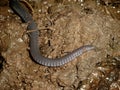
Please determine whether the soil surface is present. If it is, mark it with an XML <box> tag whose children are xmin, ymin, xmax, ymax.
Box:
<box><xmin>0</xmin><ymin>0</ymin><xmax>120</xmax><ymax>90</ymax></box>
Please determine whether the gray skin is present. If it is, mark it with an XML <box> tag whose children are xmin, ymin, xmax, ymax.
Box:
<box><xmin>9</xmin><ymin>0</ymin><xmax>95</xmax><ymax>67</ymax></box>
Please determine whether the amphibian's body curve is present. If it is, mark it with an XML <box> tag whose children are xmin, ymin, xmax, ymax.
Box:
<box><xmin>9</xmin><ymin>0</ymin><xmax>95</xmax><ymax>67</ymax></box>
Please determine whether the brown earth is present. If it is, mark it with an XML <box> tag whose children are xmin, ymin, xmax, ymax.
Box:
<box><xmin>0</xmin><ymin>0</ymin><xmax>120</xmax><ymax>90</ymax></box>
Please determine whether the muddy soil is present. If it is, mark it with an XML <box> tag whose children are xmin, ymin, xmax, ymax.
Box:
<box><xmin>0</xmin><ymin>0</ymin><xmax>120</xmax><ymax>90</ymax></box>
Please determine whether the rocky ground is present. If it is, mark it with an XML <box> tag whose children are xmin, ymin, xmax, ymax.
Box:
<box><xmin>0</xmin><ymin>0</ymin><xmax>120</xmax><ymax>90</ymax></box>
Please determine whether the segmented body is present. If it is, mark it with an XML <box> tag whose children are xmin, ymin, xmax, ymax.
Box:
<box><xmin>9</xmin><ymin>0</ymin><xmax>95</xmax><ymax>66</ymax></box>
